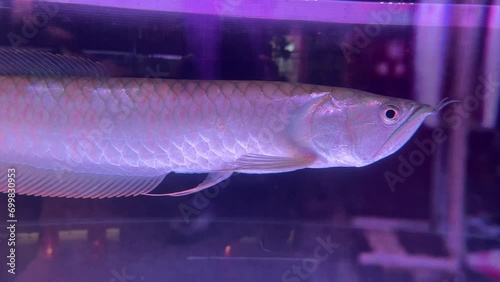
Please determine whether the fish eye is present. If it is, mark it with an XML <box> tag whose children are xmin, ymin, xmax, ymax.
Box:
<box><xmin>380</xmin><ymin>105</ymin><xmax>400</xmax><ymax>124</ymax></box>
<box><xmin>386</xmin><ymin>109</ymin><xmax>396</xmax><ymax>119</ymax></box>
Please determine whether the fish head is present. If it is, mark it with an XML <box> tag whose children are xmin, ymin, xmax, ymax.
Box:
<box><xmin>346</xmin><ymin>96</ymin><xmax>433</xmax><ymax>166</ymax></box>
<box><xmin>309</xmin><ymin>90</ymin><xmax>453</xmax><ymax>167</ymax></box>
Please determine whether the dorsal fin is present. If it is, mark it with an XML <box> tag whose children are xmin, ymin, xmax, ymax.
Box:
<box><xmin>0</xmin><ymin>49</ymin><xmax>109</xmax><ymax>77</ymax></box>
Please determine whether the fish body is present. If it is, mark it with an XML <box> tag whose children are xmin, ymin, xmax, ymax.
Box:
<box><xmin>0</xmin><ymin>50</ymin><xmax>442</xmax><ymax>198</ymax></box>
<box><xmin>1</xmin><ymin>77</ymin><xmax>331</xmax><ymax>175</ymax></box>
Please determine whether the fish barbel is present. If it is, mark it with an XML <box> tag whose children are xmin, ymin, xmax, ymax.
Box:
<box><xmin>0</xmin><ymin>50</ymin><xmax>453</xmax><ymax>198</ymax></box>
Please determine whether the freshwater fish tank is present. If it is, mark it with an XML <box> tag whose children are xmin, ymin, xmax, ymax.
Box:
<box><xmin>0</xmin><ymin>0</ymin><xmax>499</xmax><ymax>281</ymax></box>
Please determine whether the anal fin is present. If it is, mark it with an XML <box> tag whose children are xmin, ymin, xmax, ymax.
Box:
<box><xmin>0</xmin><ymin>162</ymin><xmax>166</xmax><ymax>198</ymax></box>
<box><xmin>144</xmin><ymin>171</ymin><xmax>233</xmax><ymax>197</ymax></box>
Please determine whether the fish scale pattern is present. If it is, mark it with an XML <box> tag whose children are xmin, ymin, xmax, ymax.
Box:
<box><xmin>0</xmin><ymin>77</ymin><xmax>333</xmax><ymax>176</ymax></box>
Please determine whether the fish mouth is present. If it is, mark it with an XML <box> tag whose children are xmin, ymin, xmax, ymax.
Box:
<box><xmin>371</xmin><ymin>103</ymin><xmax>434</xmax><ymax>162</ymax></box>
<box><xmin>351</xmin><ymin>98</ymin><xmax>458</xmax><ymax>165</ymax></box>
<box><xmin>411</xmin><ymin>103</ymin><xmax>435</xmax><ymax>118</ymax></box>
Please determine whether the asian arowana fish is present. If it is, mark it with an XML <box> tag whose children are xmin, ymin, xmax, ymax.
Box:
<box><xmin>0</xmin><ymin>50</ymin><xmax>455</xmax><ymax>198</ymax></box>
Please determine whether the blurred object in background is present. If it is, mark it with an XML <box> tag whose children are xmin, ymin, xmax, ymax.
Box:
<box><xmin>467</xmin><ymin>249</ymin><xmax>500</xmax><ymax>280</ymax></box>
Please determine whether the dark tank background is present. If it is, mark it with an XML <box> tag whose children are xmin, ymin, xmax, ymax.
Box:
<box><xmin>0</xmin><ymin>1</ymin><xmax>499</xmax><ymax>282</ymax></box>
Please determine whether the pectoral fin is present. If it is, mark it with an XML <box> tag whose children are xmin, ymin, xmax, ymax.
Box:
<box><xmin>223</xmin><ymin>154</ymin><xmax>316</xmax><ymax>172</ymax></box>
<box><xmin>144</xmin><ymin>171</ymin><xmax>233</xmax><ymax>197</ymax></box>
